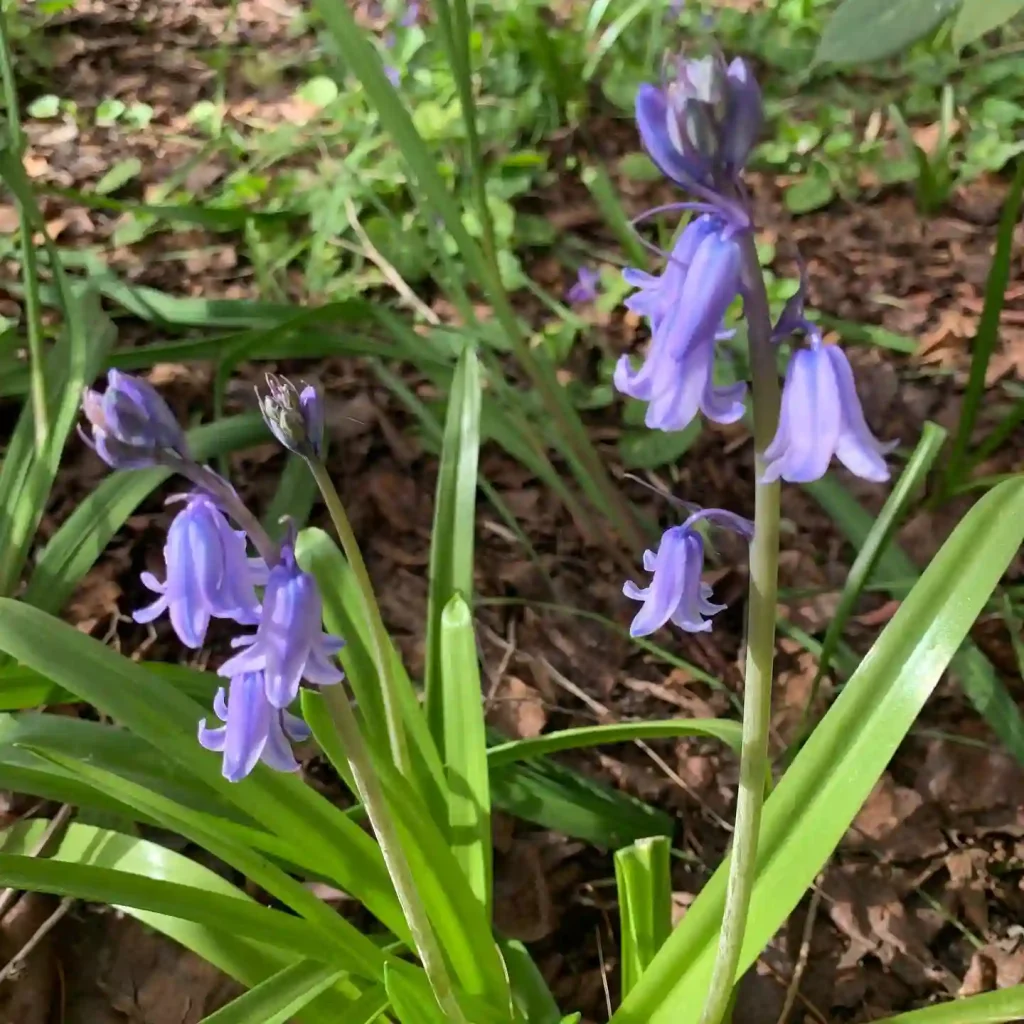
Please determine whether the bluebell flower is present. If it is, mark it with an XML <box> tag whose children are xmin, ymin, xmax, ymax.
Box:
<box><xmin>614</xmin><ymin>215</ymin><xmax>746</xmax><ymax>431</ymax></box>
<box><xmin>566</xmin><ymin>266</ymin><xmax>600</xmax><ymax>304</ymax></box>
<box><xmin>134</xmin><ymin>494</ymin><xmax>265</xmax><ymax>649</ymax></box>
<box><xmin>636</xmin><ymin>54</ymin><xmax>762</xmax><ymax>189</ymax></box>
<box><xmin>762</xmin><ymin>338</ymin><xmax>895</xmax><ymax>484</ymax></box>
<box><xmin>198</xmin><ymin>671</ymin><xmax>311</xmax><ymax>782</ymax></box>
<box><xmin>624</xmin><ymin>507</ymin><xmax>753</xmax><ymax>637</ymax></box>
<box><xmin>81</xmin><ymin>369</ymin><xmax>189</xmax><ymax>469</ymax></box>
<box><xmin>219</xmin><ymin>541</ymin><xmax>344</xmax><ymax>708</ymax></box>
<box><xmin>399</xmin><ymin>1</ymin><xmax>420</xmax><ymax>27</ymax></box>
<box><xmin>258</xmin><ymin>375</ymin><xmax>324</xmax><ymax>459</ymax></box>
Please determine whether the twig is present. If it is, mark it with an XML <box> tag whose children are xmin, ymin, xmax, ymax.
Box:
<box><xmin>0</xmin><ymin>896</ymin><xmax>74</xmax><ymax>985</ymax></box>
<box><xmin>595</xmin><ymin>921</ymin><xmax>613</xmax><ymax>1022</ymax></box>
<box><xmin>343</xmin><ymin>196</ymin><xmax>440</xmax><ymax>324</ymax></box>
<box><xmin>0</xmin><ymin>805</ymin><xmax>74</xmax><ymax>922</ymax></box>
<box><xmin>776</xmin><ymin>887</ymin><xmax>823</xmax><ymax>1024</ymax></box>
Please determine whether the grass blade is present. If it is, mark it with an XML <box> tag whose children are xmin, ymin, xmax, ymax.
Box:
<box><xmin>805</xmin><ymin>474</ymin><xmax>1024</xmax><ymax>765</ymax></box>
<box><xmin>199</xmin><ymin>961</ymin><xmax>346</xmax><ymax>1024</ymax></box>
<box><xmin>614</xmin><ymin>836</ymin><xmax>672</xmax><ymax>999</ymax></box>
<box><xmin>425</xmin><ymin>345</ymin><xmax>481</xmax><ymax>752</ymax></box>
<box><xmin>440</xmin><ymin>595</ymin><xmax>492</xmax><ymax>914</ymax></box>
<box><xmin>943</xmin><ymin>159</ymin><xmax>1024</xmax><ymax>492</ymax></box>
<box><xmin>874</xmin><ymin>984</ymin><xmax>1024</xmax><ymax>1024</ymax></box>
<box><xmin>487</xmin><ymin>719</ymin><xmax>742</xmax><ymax>768</ymax></box>
<box><xmin>788</xmin><ymin>422</ymin><xmax>947</xmax><ymax>752</ymax></box>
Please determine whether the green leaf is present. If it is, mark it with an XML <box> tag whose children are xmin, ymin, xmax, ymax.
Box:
<box><xmin>487</xmin><ymin>719</ymin><xmax>742</xmax><ymax>769</ymax></box>
<box><xmin>784</xmin><ymin>173</ymin><xmax>835</xmax><ymax>214</ymax></box>
<box><xmin>0</xmin><ymin>851</ymin><xmax>330</xmax><ymax>960</ymax></box>
<box><xmin>27</xmin><ymin>94</ymin><xmax>60</xmax><ymax>119</ymax></box>
<box><xmin>500</xmin><ymin>939</ymin><xmax>561</xmax><ymax>1024</ymax></box>
<box><xmin>805</xmin><ymin>475</ymin><xmax>1024</xmax><ymax>765</ymax></box>
<box><xmin>491</xmin><ymin>754</ymin><xmax>673</xmax><ymax>849</ymax></box>
<box><xmin>385</xmin><ymin>962</ymin><xmax>449</xmax><ymax>1024</ymax></box>
<box><xmin>873</xmin><ymin>984</ymin><xmax>1024</xmax><ymax>1024</ymax></box>
<box><xmin>815</xmin><ymin>0</ymin><xmax>961</xmax><ymax>65</ymax></box>
<box><xmin>952</xmin><ymin>0</ymin><xmax>1024</xmax><ymax>49</ymax></box>
<box><xmin>199</xmin><ymin>961</ymin><xmax>345</xmax><ymax>1024</ymax></box>
<box><xmin>0</xmin><ymin>821</ymin><xmax>356</xmax><ymax>1024</ymax></box>
<box><xmin>94</xmin><ymin>157</ymin><xmax>143</xmax><ymax>195</ymax></box>
<box><xmin>0</xmin><ymin>599</ymin><xmax>405</xmax><ymax>938</ymax></box>
<box><xmin>944</xmin><ymin>160</ymin><xmax>1024</xmax><ymax>491</ymax></box>
<box><xmin>23</xmin><ymin>414</ymin><xmax>269</xmax><ymax>613</ymax></box>
<box><xmin>24</xmin><ymin>746</ymin><xmax>389</xmax><ymax>982</ymax></box>
<box><xmin>618</xmin><ymin>420</ymin><xmax>702</xmax><ymax>470</ymax></box>
<box><xmin>296</xmin><ymin>75</ymin><xmax>339</xmax><ymax>108</ymax></box>
<box><xmin>440</xmin><ymin>594</ymin><xmax>491</xmax><ymax>913</ymax></box>
<box><xmin>615</xmin><ymin>837</ymin><xmax>672</xmax><ymax>999</ymax></box>
<box><xmin>792</xmin><ymin>422</ymin><xmax>948</xmax><ymax>750</ymax></box>
<box><xmin>613</xmin><ymin>476</ymin><xmax>1024</xmax><ymax>1023</ymax></box>
<box><xmin>424</xmin><ymin>345</ymin><xmax>481</xmax><ymax>751</ymax></box>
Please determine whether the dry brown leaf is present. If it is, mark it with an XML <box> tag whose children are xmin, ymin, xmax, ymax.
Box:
<box><xmin>487</xmin><ymin>676</ymin><xmax>547</xmax><ymax>739</ymax></box>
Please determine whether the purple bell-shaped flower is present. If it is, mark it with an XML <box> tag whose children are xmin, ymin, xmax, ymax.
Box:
<box><xmin>134</xmin><ymin>494</ymin><xmax>265</xmax><ymax>649</ymax></box>
<box><xmin>198</xmin><ymin>671</ymin><xmax>311</xmax><ymax>782</ymax></box>
<box><xmin>624</xmin><ymin>507</ymin><xmax>753</xmax><ymax>637</ymax></box>
<box><xmin>218</xmin><ymin>540</ymin><xmax>344</xmax><ymax>708</ymax></box>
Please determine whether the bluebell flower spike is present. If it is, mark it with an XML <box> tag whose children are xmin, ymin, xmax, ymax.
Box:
<box><xmin>133</xmin><ymin>493</ymin><xmax>264</xmax><ymax>649</ymax></box>
<box><xmin>198</xmin><ymin>672</ymin><xmax>311</xmax><ymax>782</ymax></box>
<box><xmin>219</xmin><ymin>540</ymin><xmax>344</xmax><ymax>708</ymax></box>
<box><xmin>81</xmin><ymin>369</ymin><xmax>189</xmax><ymax>470</ymax></box>
<box><xmin>259</xmin><ymin>374</ymin><xmax>325</xmax><ymax>459</ymax></box>
<box><xmin>624</xmin><ymin>507</ymin><xmax>752</xmax><ymax>638</ymax></box>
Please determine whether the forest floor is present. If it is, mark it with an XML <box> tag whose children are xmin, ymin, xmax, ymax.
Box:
<box><xmin>2</xmin><ymin>1</ymin><xmax>1024</xmax><ymax>1022</ymax></box>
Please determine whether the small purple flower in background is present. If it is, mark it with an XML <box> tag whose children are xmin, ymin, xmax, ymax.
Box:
<box><xmin>198</xmin><ymin>672</ymin><xmax>311</xmax><ymax>782</ymax></box>
<box><xmin>81</xmin><ymin>369</ymin><xmax>189</xmax><ymax>469</ymax></box>
<box><xmin>762</xmin><ymin>338</ymin><xmax>896</xmax><ymax>484</ymax></box>
<box><xmin>614</xmin><ymin>215</ymin><xmax>746</xmax><ymax>431</ymax></box>
<box><xmin>385</xmin><ymin>65</ymin><xmax>401</xmax><ymax>86</ymax></box>
<box><xmin>134</xmin><ymin>493</ymin><xmax>265</xmax><ymax>649</ymax></box>
<box><xmin>566</xmin><ymin>266</ymin><xmax>600</xmax><ymax>305</ymax></box>
<box><xmin>219</xmin><ymin>540</ymin><xmax>344</xmax><ymax>708</ymax></box>
<box><xmin>399</xmin><ymin>1</ymin><xmax>420</xmax><ymax>27</ymax></box>
<box><xmin>624</xmin><ymin>507</ymin><xmax>753</xmax><ymax>637</ymax></box>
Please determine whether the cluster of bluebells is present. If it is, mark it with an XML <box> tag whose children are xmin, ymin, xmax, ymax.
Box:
<box><xmin>619</xmin><ymin>52</ymin><xmax>894</xmax><ymax>639</ymax></box>
<box><xmin>81</xmin><ymin>371</ymin><xmax>342</xmax><ymax>783</ymax></box>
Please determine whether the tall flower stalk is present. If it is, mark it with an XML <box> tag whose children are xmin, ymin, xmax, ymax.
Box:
<box><xmin>617</xmin><ymin>48</ymin><xmax>892</xmax><ymax>1024</ymax></box>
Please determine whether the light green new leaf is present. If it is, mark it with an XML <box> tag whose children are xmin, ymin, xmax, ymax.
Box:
<box><xmin>952</xmin><ymin>0</ymin><xmax>1024</xmax><ymax>50</ymax></box>
<box><xmin>199</xmin><ymin>961</ymin><xmax>345</xmax><ymax>1024</ymax></box>
<box><xmin>487</xmin><ymin>719</ymin><xmax>742</xmax><ymax>769</ymax></box>
<box><xmin>0</xmin><ymin>821</ymin><xmax>357</xmax><ymax>1024</ymax></box>
<box><xmin>875</xmin><ymin>984</ymin><xmax>1024</xmax><ymax>1024</ymax></box>
<box><xmin>614</xmin><ymin>476</ymin><xmax>1024</xmax><ymax>1023</ymax></box>
<box><xmin>440</xmin><ymin>594</ymin><xmax>491</xmax><ymax>914</ymax></box>
<box><xmin>23</xmin><ymin>746</ymin><xmax>389</xmax><ymax>982</ymax></box>
<box><xmin>814</xmin><ymin>0</ymin><xmax>960</xmax><ymax>65</ymax></box>
<box><xmin>806</xmin><ymin>475</ymin><xmax>1024</xmax><ymax>765</ymax></box>
<box><xmin>385</xmin><ymin>962</ymin><xmax>450</xmax><ymax>1024</ymax></box>
<box><xmin>615</xmin><ymin>836</ymin><xmax>672</xmax><ymax>1000</ymax></box>
<box><xmin>0</xmin><ymin>599</ymin><xmax>404</xmax><ymax>938</ymax></box>
<box><xmin>425</xmin><ymin>345</ymin><xmax>481</xmax><ymax>752</ymax></box>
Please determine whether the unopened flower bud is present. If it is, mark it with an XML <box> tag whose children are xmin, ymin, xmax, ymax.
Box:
<box><xmin>81</xmin><ymin>369</ymin><xmax>188</xmax><ymax>469</ymax></box>
<box><xmin>259</xmin><ymin>375</ymin><xmax>324</xmax><ymax>459</ymax></box>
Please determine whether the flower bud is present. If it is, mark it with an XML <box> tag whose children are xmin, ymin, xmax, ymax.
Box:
<box><xmin>81</xmin><ymin>370</ymin><xmax>188</xmax><ymax>469</ymax></box>
<box><xmin>259</xmin><ymin>375</ymin><xmax>324</xmax><ymax>459</ymax></box>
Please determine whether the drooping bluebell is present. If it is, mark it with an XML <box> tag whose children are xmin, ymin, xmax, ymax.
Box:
<box><xmin>614</xmin><ymin>214</ymin><xmax>746</xmax><ymax>431</ymax></box>
<box><xmin>219</xmin><ymin>540</ymin><xmax>344</xmax><ymax>708</ymax></box>
<box><xmin>624</xmin><ymin>507</ymin><xmax>753</xmax><ymax>637</ymax></box>
<box><xmin>566</xmin><ymin>266</ymin><xmax>600</xmax><ymax>305</ymax></box>
<box><xmin>198</xmin><ymin>671</ymin><xmax>311</xmax><ymax>782</ymax></box>
<box><xmin>133</xmin><ymin>493</ymin><xmax>265</xmax><ymax>649</ymax></box>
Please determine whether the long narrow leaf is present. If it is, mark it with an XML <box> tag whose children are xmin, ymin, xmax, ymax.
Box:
<box><xmin>614</xmin><ymin>476</ymin><xmax>1024</xmax><ymax>1023</ymax></box>
<box><xmin>875</xmin><ymin>984</ymin><xmax>1024</xmax><ymax>1024</ymax></box>
<box><xmin>199</xmin><ymin>961</ymin><xmax>346</xmax><ymax>1024</ymax></box>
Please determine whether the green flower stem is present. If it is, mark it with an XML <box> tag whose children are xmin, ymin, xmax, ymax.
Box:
<box><xmin>697</xmin><ymin>231</ymin><xmax>782</xmax><ymax>1024</ymax></box>
<box><xmin>320</xmin><ymin>683</ymin><xmax>468</xmax><ymax>1024</ymax></box>
<box><xmin>308</xmin><ymin>459</ymin><xmax>412</xmax><ymax>778</ymax></box>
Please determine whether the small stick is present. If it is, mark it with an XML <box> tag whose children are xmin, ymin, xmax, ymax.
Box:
<box><xmin>0</xmin><ymin>896</ymin><xmax>74</xmax><ymax>985</ymax></box>
<box><xmin>776</xmin><ymin>887</ymin><xmax>823</xmax><ymax>1024</ymax></box>
<box><xmin>0</xmin><ymin>805</ymin><xmax>73</xmax><ymax>922</ymax></box>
